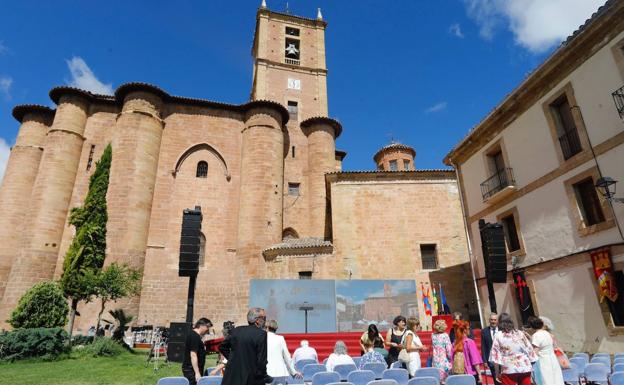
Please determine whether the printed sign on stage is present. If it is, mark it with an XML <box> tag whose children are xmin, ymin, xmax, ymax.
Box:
<box><xmin>249</xmin><ymin>279</ymin><xmax>337</xmax><ymax>333</ymax></box>
<box><xmin>250</xmin><ymin>279</ymin><xmax>418</xmax><ymax>333</ymax></box>
<box><xmin>336</xmin><ymin>280</ymin><xmax>418</xmax><ymax>332</ymax></box>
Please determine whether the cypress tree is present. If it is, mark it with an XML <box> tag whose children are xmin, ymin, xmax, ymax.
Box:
<box><xmin>60</xmin><ymin>144</ymin><xmax>111</xmax><ymax>339</ymax></box>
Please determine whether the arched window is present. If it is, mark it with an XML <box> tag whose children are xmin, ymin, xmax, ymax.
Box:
<box><xmin>196</xmin><ymin>161</ymin><xmax>208</xmax><ymax>178</ymax></box>
<box><xmin>198</xmin><ymin>232</ymin><xmax>206</xmax><ymax>266</ymax></box>
<box><xmin>282</xmin><ymin>228</ymin><xmax>299</xmax><ymax>240</ymax></box>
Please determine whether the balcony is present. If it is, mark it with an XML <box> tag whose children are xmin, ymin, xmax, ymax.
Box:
<box><xmin>285</xmin><ymin>58</ymin><xmax>300</xmax><ymax>66</ymax></box>
<box><xmin>481</xmin><ymin>167</ymin><xmax>516</xmax><ymax>203</ymax></box>
<box><xmin>558</xmin><ymin>128</ymin><xmax>583</xmax><ymax>160</ymax></box>
<box><xmin>613</xmin><ymin>85</ymin><xmax>624</xmax><ymax>119</ymax></box>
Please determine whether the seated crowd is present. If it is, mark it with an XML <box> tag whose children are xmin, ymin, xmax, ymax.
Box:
<box><xmin>159</xmin><ymin>308</ymin><xmax>623</xmax><ymax>385</ymax></box>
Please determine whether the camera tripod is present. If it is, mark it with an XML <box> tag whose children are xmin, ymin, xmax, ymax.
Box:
<box><xmin>146</xmin><ymin>328</ymin><xmax>168</xmax><ymax>371</ymax></box>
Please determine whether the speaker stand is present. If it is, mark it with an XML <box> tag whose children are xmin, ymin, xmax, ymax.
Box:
<box><xmin>186</xmin><ymin>274</ymin><xmax>197</xmax><ymax>323</ymax></box>
<box><xmin>486</xmin><ymin>279</ymin><xmax>497</xmax><ymax>314</ymax></box>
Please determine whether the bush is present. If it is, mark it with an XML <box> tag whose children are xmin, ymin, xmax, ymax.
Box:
<box><xmin>0</xmin><ymin>327</ymin><xmax>69</xmax><ymax>361</ymax></box>
<box><xmin>79</xmin><ymin>337</ymin><xmax>124</xmax><ymax>357</ymax></box>
<box><xmin>71</xmin><ymin>335</ymin><xmax>94</xmax><ymax>346</ymax></box>
<box><xmin>8</xmin><ymin>281</ymin><xmax>69</xmax><ymax>329</ymax></box>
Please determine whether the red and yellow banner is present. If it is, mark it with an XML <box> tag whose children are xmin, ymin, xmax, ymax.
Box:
<box><xmin>590</xmin><ymin>247</ymin><xmax>619</xmax><ymax>302</ymax></box>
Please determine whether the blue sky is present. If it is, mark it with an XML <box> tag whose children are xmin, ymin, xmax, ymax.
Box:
<box><xmin>0</xmin><ymin>0</ymin><xmax>605</xmax><ymax>180</ymax></box>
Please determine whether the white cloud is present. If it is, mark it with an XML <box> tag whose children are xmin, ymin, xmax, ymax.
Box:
<box><xmin>425</xmin><ymin>101</ymin><xmax>448</xmax><ymax>114</ymax></box>
<box><xmin>0</xmin><ymin>138</ymin><xmax>11</xmax><ymax>184</ymax></box>
<box><xmin>464</xmin><ymin>0</ymin><xmax>605</xmax><ymax>52</ymax></box>
<box><xmin>66</xmin><ymin>56</ymin><xmax>113</xmax><ymax>95</ymax></box>
<box><xmin>449</xmin><ymin>23</ymin><xmax>464</xmax><ymax>38</ymax></box>
<box><xmin>0</xmin><ymin>76</ymin><xmax>12</xmax><ymax>100</ymax></box>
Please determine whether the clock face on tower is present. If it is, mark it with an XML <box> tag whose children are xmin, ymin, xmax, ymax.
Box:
<box><xmin>287</xmin><ymin>78</ymin><xmax>301</xmax><ymax>90</ymax></box>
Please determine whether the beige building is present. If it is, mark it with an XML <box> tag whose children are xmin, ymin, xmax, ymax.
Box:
<box><xmin>445</xmin><ymin>1</ymin><xmax>624</xmax><ymax>353</ymax></box>
<box><xmin>0</xmin><ymin>4</ymin><xmax>475</xmax><ymax>332</ymax></box>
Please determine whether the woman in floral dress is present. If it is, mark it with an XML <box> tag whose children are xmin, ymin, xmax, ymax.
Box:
<box><xmin>431</xmin><ymin>319</ymin><xmax>452</xmax><ymax>380</ymax></box>
<box><xmin>490</xmin><ymin>313</ymin><xmax>537</xmax><ymax>385</ymax></box>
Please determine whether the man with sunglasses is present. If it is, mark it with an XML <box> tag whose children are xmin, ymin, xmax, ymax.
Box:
<box><xmin>220</xmin><ymin>307</ymin><xmax>273</xmax><ymax>385</ymax></box>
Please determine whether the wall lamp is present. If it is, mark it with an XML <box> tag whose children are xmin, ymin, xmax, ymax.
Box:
<box><xmin>595</xmin><ymin>177</ymin><xmax>624</xmax><ymax>204</ymax></box>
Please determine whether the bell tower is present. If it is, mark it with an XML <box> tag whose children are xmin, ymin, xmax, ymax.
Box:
<box><xmin>251</xmin><ymin>3</ymin><xmax>328</xmax><ymax>118</ymax></box>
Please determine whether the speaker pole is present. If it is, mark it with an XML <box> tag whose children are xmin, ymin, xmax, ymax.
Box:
<box><xmin>186</xmin><ymin>273</ymin><xmax>197</xmax><ymax>324</ymax></box>
<box><xmin>486</xmin><ymin>278</ymin><xmax>497</xmax><ymax>314</ymax></box>
<box><xmin>479</xmin><ymin>219</ymin><xmax>499</xmax><ymax>314</ymax></box>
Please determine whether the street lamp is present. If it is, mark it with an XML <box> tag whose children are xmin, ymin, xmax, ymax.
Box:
<box><xmin>595</xmin><ymin>177</ymin><xmax>624</xmax><ymax>203</ymax></box>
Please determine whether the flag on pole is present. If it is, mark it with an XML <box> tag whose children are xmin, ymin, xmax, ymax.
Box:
<box><xmin>432</xmin><ymin>284</ymin><xmax>439</xmax><ymax>315</ymax></box>
<box><xmin>421</xmin><ymin>282</ymin><xmax>431</xmax><ymax>316</ymax></box>
<box><xmin>439</xmin><ymin>283</ymin><xmax>450</xmax><ymax>314</ymax></box>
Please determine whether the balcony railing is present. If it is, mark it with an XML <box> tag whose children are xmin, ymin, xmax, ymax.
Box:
<box><xmin>613</xmin><ymin>84</ymin><xmax>624</xmax><ymax>119</ymax></box>
<box><xmin>481</xmin><ymin>167</ymin><xmax>516</xmax><ymax>201</ymax></box>
<box><xmin>558</xmin><ymin>128</ymin><xmax>583</xmax><ymax>160</ymax></box>
<box><xmin>285</xmin><ymin>58</ymin><xmax>300</xmax><ymax>66</ymax></box>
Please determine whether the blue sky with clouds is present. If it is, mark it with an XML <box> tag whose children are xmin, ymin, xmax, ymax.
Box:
<box><xmin>0</xmin><ymin>0</ymin><xmax>606</xmax><ymax>181</ymax></box>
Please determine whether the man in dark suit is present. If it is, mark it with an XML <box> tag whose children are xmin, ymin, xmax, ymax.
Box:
<box><xmin>481</xmin><ymin>313</ymin><xmax>500</xmax><ymax>385</ymax></box>
<box><xmin>220</xmin><ymin>307</ymin><xmax>272</xmax><ymax>385</ymax></box>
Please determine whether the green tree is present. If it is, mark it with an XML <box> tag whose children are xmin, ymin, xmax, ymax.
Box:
<box><xmin>60</xmin><ymin>144</ymin><xmax>112</xmax><ymax>340</ymax></box>
<box><xmin>8</xmin><ymin>281</ymin><xmax>69</xmax><ymax>329</ymax></box>
<box><xmin>94</xmin><ymin>263</ymin><xmax>142</xmax><ymax>334</ymax></box>
<box><xmin>103</xmin><ymin>308</ymin><xmax>134</xmax><ymax>349</ymax></box>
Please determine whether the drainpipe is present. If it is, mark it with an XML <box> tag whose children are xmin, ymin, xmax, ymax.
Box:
<box><xmin>450</xmin><ymin>160</ymin><xmax>485</xmax><ymax>327</ymax></box>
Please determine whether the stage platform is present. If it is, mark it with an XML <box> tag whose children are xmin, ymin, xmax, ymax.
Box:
<box><xmin>204</xmin><ymin>329</ymin><xmax>482</xmax><ymax>362</ymax></box>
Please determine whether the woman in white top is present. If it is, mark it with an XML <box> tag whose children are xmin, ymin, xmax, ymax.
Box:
<box><xmin>403</xmin><ymin>316</ymin><xmax>427</xmax><ymax>377</ymax></box>
<box><xmin>325</xmin><ymin>340</ymin><xmax>356</xmax><ymax>372</ymax></box>
<box><xmin>266</xmin><ymin>320</ymin><xmax>301</xmax><ymax>385</ymax></box>
<box><xmin>529</xmin><ymin>317</ymin><xmax>564</xmax><ymax>385</ymax></box>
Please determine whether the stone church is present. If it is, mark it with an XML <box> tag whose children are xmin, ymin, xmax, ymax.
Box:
<box><xmin>0</xmin><ymin>4</ymin><xmax>477</xmax><ymax>332</ymax></box>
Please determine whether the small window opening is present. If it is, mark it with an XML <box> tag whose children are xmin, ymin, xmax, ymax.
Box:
<box><xmin>573</xmin><ymin>177</ymin><xmax>605</xmax><ymax>226</ymax></box>
<box><xmin>501</xmin><ymin>214</ymin><xmax>521</xmax><ymax>252</ymax></box>
<box><xmin>299</xmin><ymin>271</ymin><xmax>312</xmax><ymax>279</ymax></box>
<box><xmin>420</xmin><ymin>244</ymin><xmax>438</xmax><ymax>270</ymax></box>
<box><xmin>286</xmin><ymin>27</ymin><xmax>300</xmax><ymax>36</ymax></box>
<box><xmin>288</xmin><ymin>182</ymin><xmax>300</xmax><ymax>196</ymax></box>
<box><xmin>288</xmin><ymin>101</ymin><xmax>298</xmax><ymax>117</ymax></box>
<box><xmin>389</xmin><ymin>160</ymin><xmax>398</xmax><ymax>171</ymax></box>
<box><xmin>551</xmin><ymin>94</ymin><xmax>582</xmax><ymax>159</ymax></box>
<box><xmin>86</xmin><ymin>145</ymin><xmax>96</xmax><ymax>171</ymax></box>
<box><xmin>196</xmin><ymin>161</ymin><xmax>208</xmax><ymax>178</ymax></box>
<box><xmin>292</xmin><ymin>146</ymin><xmax>296</xmax><ymax>158</ymax></box>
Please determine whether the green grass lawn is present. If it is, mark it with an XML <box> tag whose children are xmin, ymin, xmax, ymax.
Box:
<box><xmin>0</xmin><ymin>349</ymin><xmax>218</xmax><ymax>385</ymax></box>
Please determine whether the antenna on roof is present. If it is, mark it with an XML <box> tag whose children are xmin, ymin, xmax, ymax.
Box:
<box><xmin>261</xmin><ymin>0</ymin><xmax>267</xmax><ymax>9</ymax></box>
<box><xmin>285</xmin><ymin>1</ymin><xmax>290</xmax><ymax>14</ymax></box>
<box><xmin>386</xmin><ymin>132</ymin><xmax>397</xmax><ymax>144</ymax></box>
<box><xmin>317</xmin><ymin>7</ymin><xmax>323</xmax><ymax>20</ymax></box>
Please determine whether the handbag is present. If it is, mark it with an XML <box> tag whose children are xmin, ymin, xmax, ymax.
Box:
<box><xmin>398</xmin><ymin>348</ymin><xmax>411</xmax><ymax>363</ymax></box>
<box><xmin>554</xmin><ymin>347</ymin><xmax>570</xmax><ymax>369</ymax></box>
<box><xmin>426</xmin><ymin>354</ymin><xmax>433</xmax><ymax>367</ymax></box>
<box><xmin>398</xmin><ymin>331</ymin><xmax>412</xmax><ymax>363</ymax></box>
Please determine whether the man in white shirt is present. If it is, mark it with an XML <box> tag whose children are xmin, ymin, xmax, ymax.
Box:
<box><xmin>266</xmin><ymin>320</ymin><xmax>302</xmax><ymax>385</ymax></box>
<box><xmin>292</xmin><ymin>339</ymin><xmax>318</xmax><ymax>364</ymax></box>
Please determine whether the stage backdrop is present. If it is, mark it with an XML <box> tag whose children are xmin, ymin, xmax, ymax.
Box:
<box><xmin>249</xmin><ymin>279</ymin><xmax>418</xmax><ymax>333</ymax></box>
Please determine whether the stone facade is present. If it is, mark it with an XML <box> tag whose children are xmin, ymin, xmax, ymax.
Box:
<box><xmin>0</xmin><ymin>5</ymin><xmax>474</xmax><ymax>332</ymax></box>
<box><xmin>444</xmin><ymin>1</ymin><xmax>624</xmax><ymax>352</ymax></box>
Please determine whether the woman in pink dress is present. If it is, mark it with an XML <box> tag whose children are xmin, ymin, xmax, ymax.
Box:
<box><xmin>451</xmin><ymin>320</ymin><xmax>483</xmax><ymax>384</ymax></box>
<box><xmin>431</xmin><ymin>319</ymin><xmax>452</xmax><ymax>380</ymax></box>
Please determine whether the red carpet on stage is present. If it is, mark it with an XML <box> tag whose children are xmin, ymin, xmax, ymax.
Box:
<box><xmin>206</xmin><ymin>329</ymin><xmax>482</xmax><ymax>364</ymax></box>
